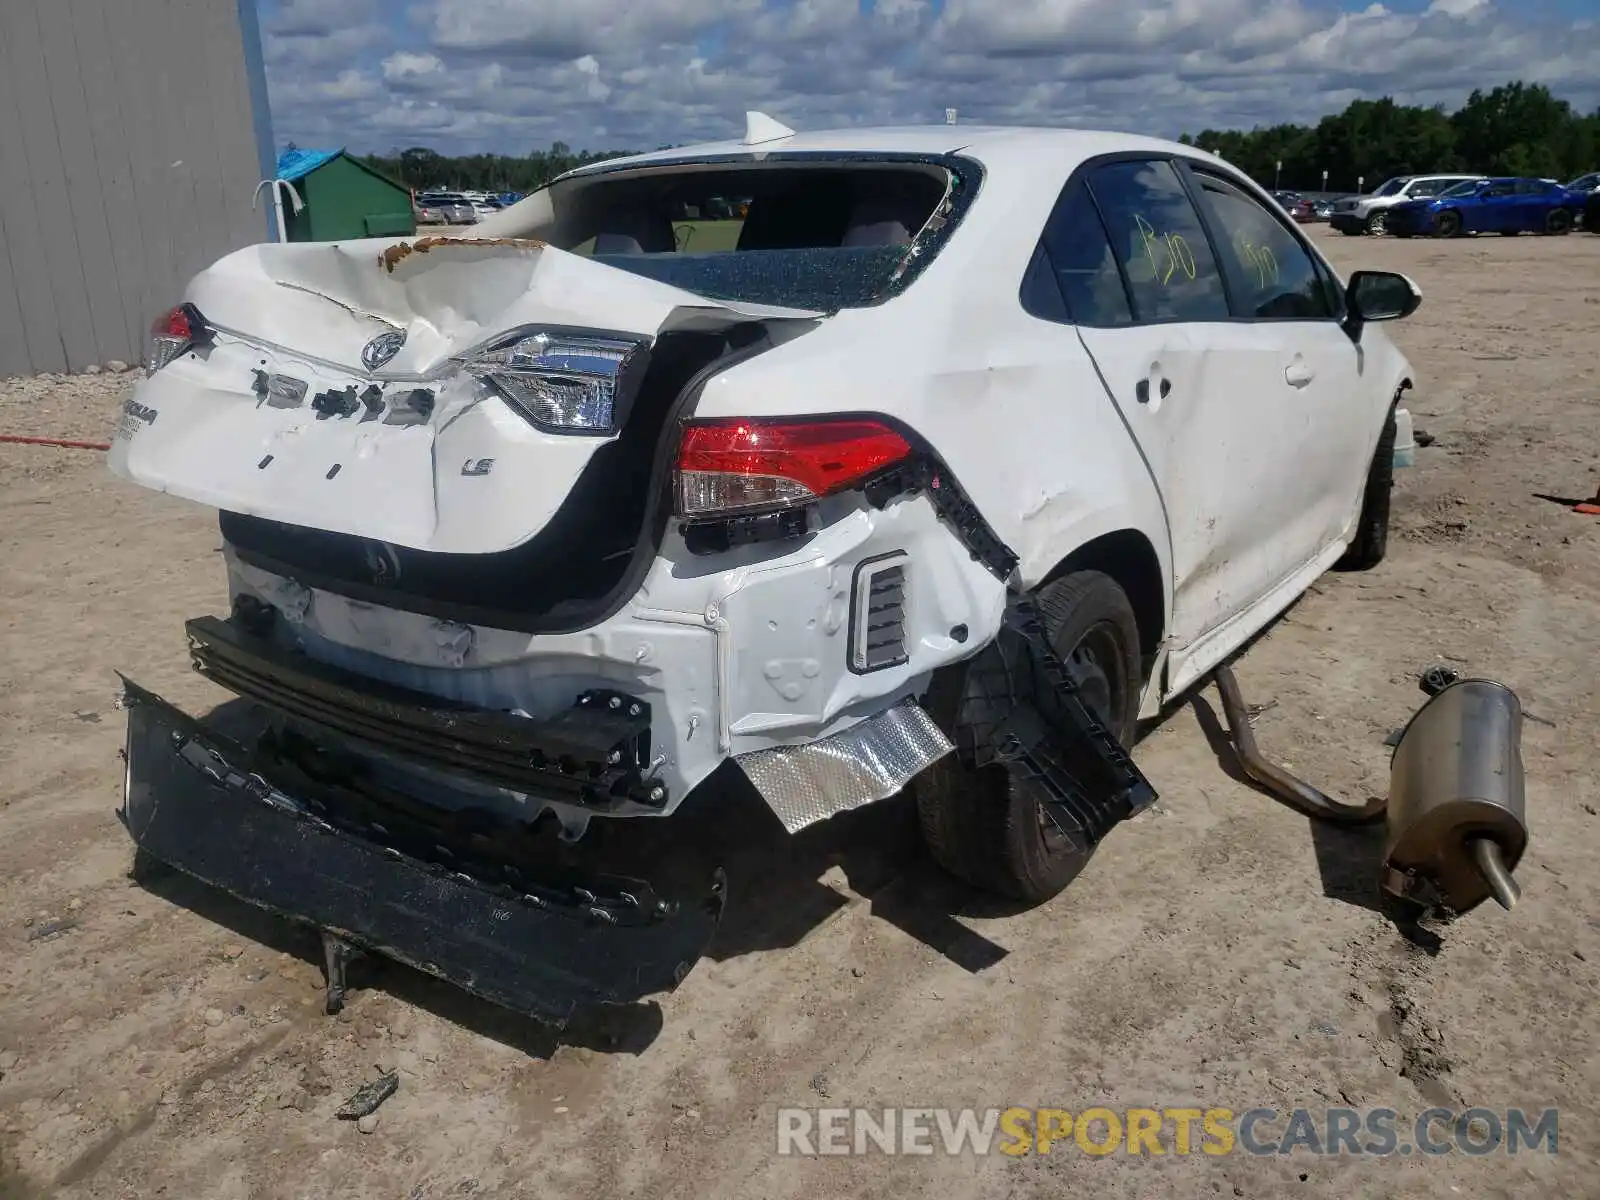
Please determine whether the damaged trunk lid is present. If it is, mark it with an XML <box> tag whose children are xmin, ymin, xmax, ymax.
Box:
<box><xmin>110</xmin><ymin>237</ymin><xmax>819</xmax><ymax>556</ymax></box>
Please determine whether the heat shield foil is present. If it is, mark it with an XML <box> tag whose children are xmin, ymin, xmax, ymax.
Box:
<box><xmin>736</xmin><ymin>703</ymin><xmax>953</xmax><ymax>834</ymax></box>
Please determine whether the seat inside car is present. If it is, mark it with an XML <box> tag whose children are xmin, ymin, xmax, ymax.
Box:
<box><xmin>592</xmin><ymin>208</ymin><xmax>677</xmax><ymax>255</ymax></box>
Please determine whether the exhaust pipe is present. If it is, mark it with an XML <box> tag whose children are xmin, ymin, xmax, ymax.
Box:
<box><xmin>1213</xmin><ymin>665</ymin><xmax>1528</xmax><ymax>915</ymax></box>
<box><xmin>1214</xmin><ymin>665</ymin><xmax>1387</xmax><ymax>825</ymax></box>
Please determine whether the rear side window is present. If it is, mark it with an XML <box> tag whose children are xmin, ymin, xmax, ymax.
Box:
<box><xmin>1023</xmin><ymin>176</ymin><xmax>1132</xmax><ymax>327</ymax></box>
<box><xmin>1085</xmin><ymin>160</ymin><xmax>1230</xmax><ymax>323</ymax></box>
<box><xmin>1189</xmin><ymin>171</ymin><xmax>1336</xmax><ymax>320</ymax></box>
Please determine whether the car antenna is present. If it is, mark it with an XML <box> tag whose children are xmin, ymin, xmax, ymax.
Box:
<box><xmin>743</xmin><ymin>111</ymin><xmax>796</xmax><ymax>145</ymax></box>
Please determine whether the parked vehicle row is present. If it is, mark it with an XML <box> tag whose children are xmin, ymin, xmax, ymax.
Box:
<box><xmin>1329</xmin><ymin>172</ymin><xmax>1598</xmax><ymax>236</ymax></box>
<box><xmin>413</xmin><ymin>189</ymin><xmax>527</xmax><ymax>226</ymax></box>
<box><xmin>1385</xmin><ymin>177</ymin><xmax>1586</xmax><ymax>238</ymax></box>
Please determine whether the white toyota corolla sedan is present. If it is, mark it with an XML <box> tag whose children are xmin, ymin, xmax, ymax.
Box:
<box><xmin>109</xmin><ymin>116</ymin><xmax>1421</xmax><ymax>1020</ymax></box>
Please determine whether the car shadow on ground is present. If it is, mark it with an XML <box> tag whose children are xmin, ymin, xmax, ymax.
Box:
<box><xmin>126</xmin><ymin>700</ymin><xmax>1019</xmax><ymax>1059</ymax></box>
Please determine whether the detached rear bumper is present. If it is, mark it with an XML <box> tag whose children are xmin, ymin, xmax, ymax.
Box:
<box><xmin>118</xmin><ymin>678</ymin><xmax>724</xmax><ymax>1025</ymax></box>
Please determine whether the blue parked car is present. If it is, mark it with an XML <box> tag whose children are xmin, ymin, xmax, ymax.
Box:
<box><xmin>1385</xmin><ymin>177</ymin><xmax>1585</xmax><ymax>238</ymax></box>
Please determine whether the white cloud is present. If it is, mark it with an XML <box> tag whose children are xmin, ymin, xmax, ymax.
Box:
<box><xmin>1427</xmin><ymin>0</ymin><xmax>1490</xmax><ymax>19</ymax></box>
<box><xmin>259</xmin><ymin>0</ymin><xmax>1600</xmax><ymax>156</ymax></box>
<box><xmin>382</xmin><ymin>52</ymin><xmax>447</xmax><ymax>86</ymax></box>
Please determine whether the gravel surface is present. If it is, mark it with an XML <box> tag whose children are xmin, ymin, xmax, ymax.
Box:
<box><xmin>0</xmin><ymin>370</ymin><xmax>133</xmax><ymax>487</ymax></box>
<box><xmin>0</xmin><ymin>228</ymin><xmax>1597</xmax><ymax>1199</ymax></box>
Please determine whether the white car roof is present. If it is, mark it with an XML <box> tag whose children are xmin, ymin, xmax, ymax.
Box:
<box><xmin>558</xmin><ymin>125</ymin><xmax>1212</xmax><ymax>181</ymax></box>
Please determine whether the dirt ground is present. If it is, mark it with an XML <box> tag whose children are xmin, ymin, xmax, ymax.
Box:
<box><xmin>2</xmin><ymin>228</ymin><xmax>1597</xmax><ymax>1199</ymax></box>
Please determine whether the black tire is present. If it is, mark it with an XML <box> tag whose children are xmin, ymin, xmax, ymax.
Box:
<box><xmin>1366</xmin><ymin>211</ymin><xmax>1387</xmax><ymax>235</ymax></box>
<box><xmin>1545</xmin><ymin>208</ymin><xmax>1573</xmax><ymax>235</ymax></box>
<box><xmin>1335</xmin><ymin>400</ymin><xmax>1398</xmax><ymax>571</ymax></box>
<box><xmin>1436</xmin><ymin>209</ymin><xmax>1463</xmax><ymax>238</ymax></box>
<box><xmin>915</xmin><ymin>570</ymin><xmax>1141</xmax><ymax>903</ymax></box>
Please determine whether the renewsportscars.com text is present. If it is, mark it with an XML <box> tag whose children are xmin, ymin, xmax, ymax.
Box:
<box><xmin>775</xmin><ymin>1106</ymin><xmax>1558</xmax><ymax>1158</ymax></box>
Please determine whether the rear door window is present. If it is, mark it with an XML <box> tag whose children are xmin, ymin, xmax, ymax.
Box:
<box><xmin>1023</xmin><ymin>176</ymin><xmax>1133</xmax><ymax>327</ymax></box>
<box><xmin>1188</xmin><ymin>170</ymin><xmax>1337</xmax><ymax>320</ymax></box>
<box><xmin>1084</xmin><ymin>160</ymin><xmax>1230</xmax><ymax>323</ymax></box>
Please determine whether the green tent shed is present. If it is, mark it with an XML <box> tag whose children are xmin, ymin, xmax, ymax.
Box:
<box><xmin>275</xmin><ymin>148</ymin><xmax>416</xmax><ymax>241</ymax></box>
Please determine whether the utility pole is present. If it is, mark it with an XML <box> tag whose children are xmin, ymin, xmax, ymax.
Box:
<box><xmin>1275</xmin><ymin>160</ymin><xmax>1282</xmax><ymax>190</ymax></box>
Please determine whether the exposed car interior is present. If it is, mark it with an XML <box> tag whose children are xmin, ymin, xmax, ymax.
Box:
<box><xmin>515</xmin><ymin>162</ymin><xmax>953</xmax><ymax>255</ymax></box>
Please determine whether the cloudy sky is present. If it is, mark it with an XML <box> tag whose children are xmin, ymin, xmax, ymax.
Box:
<box><xmin>256</xmin><ymin>0</ymin><xmax>1599</xmax><ymax>156</ymax></box>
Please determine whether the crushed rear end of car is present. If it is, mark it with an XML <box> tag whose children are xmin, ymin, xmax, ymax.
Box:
<box><xmin>109</xmin><ymin>149</ymin><xmax>1157</xmax><ymax>1022</ymax></box>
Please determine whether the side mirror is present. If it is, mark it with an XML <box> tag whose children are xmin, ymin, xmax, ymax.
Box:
<box><xmin>1343</xmin><ymin>270</ymin><xmax>1422</xmax><ymax>340</ymax></box>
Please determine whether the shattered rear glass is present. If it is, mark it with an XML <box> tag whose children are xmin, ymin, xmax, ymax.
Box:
<box><xmin>592</xmin><ymin>246</ymin><xmax>907</xmax><ymax>311</ymax></box>
<box><xmin>547</xmin><ymin>156</ymin><xmax>980</xmax><ymax>311</ymax></box>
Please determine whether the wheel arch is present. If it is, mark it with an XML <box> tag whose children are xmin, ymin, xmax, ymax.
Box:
<box><xmin>1037</xmin><ymin>529</ymin><xmax>1166</xmax><ymax>668</ymax></box>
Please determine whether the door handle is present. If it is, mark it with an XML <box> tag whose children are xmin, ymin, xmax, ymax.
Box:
<box><xmin>1285</xmin><ymin>361</ymin><xmax>1314</xmax><ymax>388</ymax></box>
<box><xmin>1134</xmin><ymin>377</ymin><xmax>1171</xmax><ymax>404</ymax></box>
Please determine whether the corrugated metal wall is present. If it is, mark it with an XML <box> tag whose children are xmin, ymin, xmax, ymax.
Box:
<box><xmin>0</xmin><ymin>0</ymin><xmax>273</xmax><ymax>377</ymax></box>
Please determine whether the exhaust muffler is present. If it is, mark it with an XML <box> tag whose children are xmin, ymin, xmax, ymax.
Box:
<box><xmin>1214</xmin><ymin>665</ymin><xmax>1529</xmax><ymax>916</ymax></box>
<box><xmin>1381</xmin><ymin>677</ymin><xmax>1527</xmax><ymax>914</ymax></box>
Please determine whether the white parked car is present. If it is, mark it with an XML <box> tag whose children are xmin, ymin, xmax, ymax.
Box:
<box><xmin>1328</xmin><ymin>174</ymin><xmax>1482</xmax><ymax>235</ymax></box>
<box><xmin>110</xmin><ymin>119</ymin><xmax>1421</xmax><ymax>1020</ymax></box>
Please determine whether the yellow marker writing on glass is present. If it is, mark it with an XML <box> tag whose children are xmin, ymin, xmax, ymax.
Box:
<box><xmin>1133</xmin><ymin>215</ymin><xmax>1198</xmax><ymax>287</ymax></box>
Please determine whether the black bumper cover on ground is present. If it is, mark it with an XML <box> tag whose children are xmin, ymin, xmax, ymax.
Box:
<box><xmin>118</xmin><ymin>679</ymin><xmax>724</xmax><ymax>1025</ymax></box>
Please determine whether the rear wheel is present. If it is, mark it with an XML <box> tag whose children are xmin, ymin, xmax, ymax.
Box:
<box><xmin>1436</xmin><ymin>210</ymin><xmax>1463</xmax><ymax>238</ymax></box>
<box><xmin>1336</xmin><ymin>400</ymin><xmax>1398</xmax><ymax>571</ymax></box>
<box><xmin>1546</xmin><ymin>208</ymin><xmax>1574</xmax><ymax>235</ymax></box>
<box><xmin>915</xmin><ymin>571</ymin><xmax>1141</xmax><ymax>903</ymax></box>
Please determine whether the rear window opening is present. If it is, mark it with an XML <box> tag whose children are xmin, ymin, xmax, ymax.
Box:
<box><xmin>506</xmin><ymin>158</ymin><xmax>975</xmax><ymax>310</ymax></box>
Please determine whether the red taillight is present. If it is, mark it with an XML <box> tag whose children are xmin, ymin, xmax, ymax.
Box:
<box><xmin>154</xmin><ymin>306</ymin><xmax>197</xmax><ymax>341</ymax></box>
<box><xmin>676</xmin><ymin>418</ymin><xmax>913</xmax><ymax>517</ymax></box>
<box><xmin>145</xmin><ymin>303</ymin><xmax>211</xmax><ymax>376</ymax></box>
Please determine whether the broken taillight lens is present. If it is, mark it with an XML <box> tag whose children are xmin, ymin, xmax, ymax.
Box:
<box><xmin>459</xmin><ymin>329</ymin><xmax>647</xmax><ymax>434</ymax></box>
<box><xmin>144</xmin><ymin>303</ymin><xmax>212</xmax><ymax>376</ymax></box>
<box><xmin>676</xmin><ymin>418</ymin><xmax>913</xmax><ymax>518</ymax></box>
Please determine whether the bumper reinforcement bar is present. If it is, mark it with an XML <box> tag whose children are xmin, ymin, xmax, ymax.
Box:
<box><xmin>185</xmin><ymin>615</ymin><xmax>667</xmax><ymax>812</ymax></box>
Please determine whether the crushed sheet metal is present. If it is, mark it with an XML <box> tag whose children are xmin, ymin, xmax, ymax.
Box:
<box><xmin>273</xmin><ymin>280</ymin><xmax>402</xmax><ymax>327</ymax></box>
<box><xmin>378</xmin><ymin>235</ymin><xmax>548</xmax><ymax>274</ymax></box>
<box><xmin>736</xmin><ymin>702</ymin><xmax>952</xmax><ymax>834</ymax></box>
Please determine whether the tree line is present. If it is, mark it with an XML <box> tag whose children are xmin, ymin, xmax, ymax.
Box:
<box><xmin>1179</xmin><ymin>82</ymin><xmax>1598</xmax><ymax>192</ymax></box>
<box><xmin>359</xmin><ymin>80</ymin><xmax>1597</xmax><ymax>198</ymax></box>
<box><xmin>366</xmin><ymin>143</ymin><xmax>642</xmax><ymax>194</ymax></box>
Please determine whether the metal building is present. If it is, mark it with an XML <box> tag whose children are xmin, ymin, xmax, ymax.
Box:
<box><xmin>0</xmin><ymin>0</ymin><xmax>274</xmax><ymax>377</ymax></box>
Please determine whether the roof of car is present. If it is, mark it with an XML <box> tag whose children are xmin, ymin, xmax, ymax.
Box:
<box><xmin>557</xmin><ymin>125</ymin><xmax>1205</xmax><ymax>180</ymax></box>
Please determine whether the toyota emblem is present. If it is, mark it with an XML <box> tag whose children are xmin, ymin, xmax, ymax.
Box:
<box><xmin>361</xmin><ymin>328</ymin><xmax>406</xmax><ymax>371</ymax></box>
